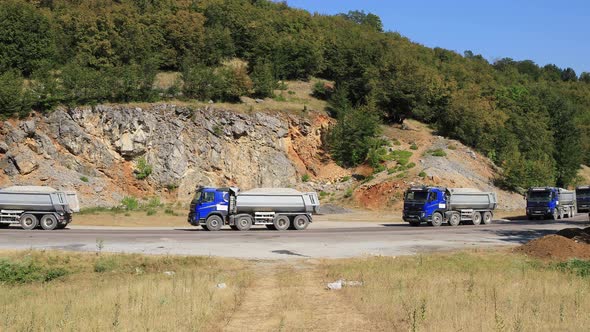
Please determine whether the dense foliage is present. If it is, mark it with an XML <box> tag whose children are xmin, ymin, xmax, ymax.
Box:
<box><xmin>0</xmin><ymin>0</ymin><xmax>589</xmax><ymax>188</ymax></box>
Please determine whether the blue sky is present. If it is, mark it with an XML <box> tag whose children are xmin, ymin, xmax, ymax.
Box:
<box><xmin>285</xmin><ymin>0</ymin><xmax>590</xmax><ymax>74</ymax></box>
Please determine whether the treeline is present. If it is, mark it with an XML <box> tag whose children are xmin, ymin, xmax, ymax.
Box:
<box><xmin>0</xmin><ymin>0</ymin><xmax>589</xmax><ymax>188</ymax></box>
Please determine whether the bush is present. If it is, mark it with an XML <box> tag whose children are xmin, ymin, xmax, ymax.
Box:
<box><xmin>554</xmin><ymin>259</ymin><xmax>590</xmax><ymax>277</ymax></box>
<box><xmin>410</xmin><ymin>143</ymin><xmax>419</xmax><ymax>150</ymax></box>
<box><xmin>418</xmin><ymin>171</ymin><xmax>427</xmax><ymax>178</ymax></box>
<box><xmin>427</xmin><ymin>149</ymin><xmax>447</xmax><ymax>157</ymax></box>
<box><xmin>301</xmin><ymin>174</ymin><xmax>310</xmax><ymax>182</ymax></box>
<box><xmin>146</xmin><ymin>208</ymin><xmax>157</xmax><ymax>216</ymax></box>
<box><xmin>344</xmin><ymin>188</ymin><xmax>353</xmax><ymax>198</ymax></box>
<box><xmin>80</xmin><ymin>176</ymin><xmax>89</xmax><ymax>182</ymax></box>
<box><xmin>389</xmin><ymin>150</ymin><xmax>413</xmax><ymax>166</ymax></box>
<box><xmin>135</xmin><ymin>157</ymin><xmax>152</xmax><ymax>180</ymax></box>
<box><xmin>164</xmin><ymin>208</ymin><xmax>177</xmax><ymax>216</ymax></box>
<box><xmin>312</xmin><ymin>80</ymin><xmax>333</xmax><ymax>100</ymax></box>
<box><xmin>94</xmin><ymin>257</ymin><xmax>117</xmax><ymax>273</ymax></box>
<box><xmin>340</xmin><ymin>176</ymin><xmax>351</xmax><ymax>182</ymax></box>
<box><xmin>145</xmin><ymin>197</ymin><xmax>162</xmax><ymax>209</ymax></box>
<box><xmin>251</xmin><ymin>61</ymin><xmax>276</xmax><ymax>98</ymax></box>
<box><xmin>0</xmin><ymin>258</ymin><xmax>68</xmax><ymax>284</ymax></box>
<box><xmin>121</xmin><ymin>197</ymin><xmax>139</xmax><ymax>211</ymax></box>
<box><xmin>406</xmin><ymin>162</ymin><xmax>416</xmax><ymax>169</ymax></box>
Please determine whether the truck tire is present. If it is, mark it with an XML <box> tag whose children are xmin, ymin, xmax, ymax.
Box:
<box><xmin>205</xmin><ymin>215</ymin><xmax>223</xmax><ymax>231</ymax></box>
<box><xmin>273</xmin><ymin>215</ymin><xmax>290</xmax><ymax>231</ymax></box>
<box><xmin>471</xmin><ymin>212</ymin><xmax>482</xmax><ymax>225</ymax></box>
<box><xmin>482</xmin><ymin>212</ymin><xmax>492</xmax><ymax>225</ymax></box>
<box><xmin>559</xmin><ymin>210</ymin><xmax>564</xmax><ymax>220</ymax></box>
<box><xmin>448</xmin><ymin>213</ymin><xmax>460</xmax><ymax>226</ymax></box>
<box><xmin>431</xmin><ymin>212</ymin><xmax>443</xmax><ymax>227</ymax></box>
<box><xmin>40</xmin><ymin>214</ymin><xmax>58</xmax><ymax>230</ymax></box>
<box><xmin>552</xmin><ymin>209</ymin><xmax>559</xmax><ymax>220</ymax></box>
<box><xmin>292</xmin><ymin>215</ymin><xmax>309</xmax><ymax>230</ymax></box>
<box><xmin>570</xmin><ymin>207</ymin><xmax>575</xmax><ymax>218</ymax></box>
<box><xmin>235</xmin><ymin>215</ymin><xmax>252</xmax><ymax>231</ymax></box>
<box><xmin>20</xmin><ymin>214</ymin><xmax>38</xmax><ymax>230</ymax></box>
<box><xmin>409</xmin><ymin>221</ymin><xmax>421</xmax><ymax>227</ymax></box>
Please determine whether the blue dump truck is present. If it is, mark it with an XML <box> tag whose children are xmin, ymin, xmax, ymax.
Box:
<box><xmin>575</xmin><ymin>185</ymin><xmax>590</xmax><ymax>213</ymax></box>
<box><xmin>526</xmin><ymin>187</ymin><xmax>577</xmax><ymax>220</ymax></box>
<box><xmin>402</xmin><ymin>186</ymin><xmax>497</xmax><ymax>227</ymax></box>
<box><xmin>188</xmin><ymin>187</ymin><xmax>320</xmax><ymax>231</ymax></box>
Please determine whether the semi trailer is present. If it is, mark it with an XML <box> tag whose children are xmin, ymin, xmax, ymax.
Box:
<box><xmin>576</xmin><ymin>185</ymin><xmax>590</xmax><ymax>212</ymax></box>
<box><xmin>187</xmin><ymin>187</ymin><xmax>320</xmax><ymax>231</ymax></box>
<box><xmin>526</xmin><ymin>187</ymin><xmax>576</xmax><ymax>220</ymax></box>
<box><xmin>0</xmin><ymin>186</ymin><xmax>80</xmax><ymax>230</ymax></box>
<box><xmin>402</xmin><ymin>186</ymin><xmax>497</xmax><ymax>227</ymax></box>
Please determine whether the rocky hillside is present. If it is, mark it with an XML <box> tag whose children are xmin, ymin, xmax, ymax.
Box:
<box><xmin>0</xmin><ymin>104</ymin><xmax>344</xmax><ymax>206</ymax></box>
<box><xmin>1</xmin><ymin>101</ymin><xmax>544</xmax><ymax>212</ymax></box>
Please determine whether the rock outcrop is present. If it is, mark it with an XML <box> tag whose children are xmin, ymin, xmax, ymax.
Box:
<box><xmin>0</xmin><ymin>104</ymin><xmax>338</xmax><ymax>206</ymax></box>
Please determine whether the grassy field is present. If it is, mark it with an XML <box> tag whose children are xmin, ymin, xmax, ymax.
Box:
<box><xmin>3</xmin><ymin>249</ymin><xmax>586</xmax><ymax>331</ymax></box>
<box><xmin>322</xmin><ymin>251</ymin><xmax>590</xmax><ymax>331</ymax></box>
<box><xmin>0</xmin><ymin>251</ymin><xmax>252</xmax><ymax>331</ymax></box>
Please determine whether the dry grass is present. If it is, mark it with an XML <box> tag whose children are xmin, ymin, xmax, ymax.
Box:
<box><xmin>0</xmin><ymin>250</ymin><xmax>252</xmax><ymax>331</ymax></box>
<box><xmin>321</xmin><ymin>251</ymin><xmax>590</xmax><ymax>331</ymax></box>
<box><xmin>74</xmin><ymin>210</ymin><xmax>188</xmax><ymax>227</ymax></box>
<box><xmin>153</xmin><ymin>71</ymin><xmax>182</xmax><ymax>90</ymax></box>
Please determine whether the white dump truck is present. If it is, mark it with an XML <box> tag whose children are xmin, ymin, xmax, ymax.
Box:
<box><xmin>187</xmin><ymin>187</ymin><xmax>320</xmax><ymax>231</ymax></box>
<box><xmin>0</xmin><ymin>186</ymin><xmax>79</xmax><ymax>230</ymax></box>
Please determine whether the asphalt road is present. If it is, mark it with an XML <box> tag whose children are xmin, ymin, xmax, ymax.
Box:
<box><xmin>1</xmin><ymin>216</ymin><xmax>589</xmax><ymax>259</ymax></box>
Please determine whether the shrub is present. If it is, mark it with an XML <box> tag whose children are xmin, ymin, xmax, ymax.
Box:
<box><xmin>344</xmin><ymin>188</ymin><xmax>353</xmax><ymax>198</ymax></box>
<box><xmin>135</xmin><ymin>157</ymin><xmax>152</xmax><ymax>180</ymax></box>
<box><xmin>319</xmin><ymin>191</ymin><xmax>329</xmax><ymax>198</ymax></box>
<box><xmin>0</xmin><ymin>258</ymin><xmax>68</xmax><ymax>284</ymax></box>
<box><xmin>80</xmin><ymin>176</ymin><xmax>89</xmax><ymax>182</ymax></box>
<box><xmin>94</xmin><ymin>257</ymin><xmax>117</xmax><ymax>273</ymax></box>
<box><xmin>554</xmin><ymin>259</ymin><xmax>590</xmax><ymax>277</ymax></box>
<box><xmin>418</xmin><ymin>171</ymin><xmax>427</xmax><ymax>178</ymax></box>
<box><xmin>410</xmin><ymin>143</ymin><xmax>419</xmax><ymax>150</ymax></box>
<box><xmin>251</xmin><ymin>61</ymin><xmax>276</xmax><ymax>98</ymax></box>
<box><xmin>406</xmin><ymin>162</ymin><xmax>416</xmax><ymax>169</ymax></box>
<box><xmin>164</xmin><ymin>208</ymin><xmax>177</xmax><ymax>215</ymax></box>
<box><xmin>121</xmin><ymin>197</ymin><xmax>139</xmax><ymax>211</ymax></box>
<box><xmin>391</xmin><ymin>138</ymin><xmax>401</xmax><ymax>146</ymax></box>
<box><xmin>340</xmin><ymin>176</ymin><xmax>351</xmax><ymax>182</ymax></box>
<box><xmin>146</xmin><ymin>208</ymin><xmax>157</xmax><ymax>216</ymax></box>
<box><xmin>0</xmin><ymin>71</ymin><xmax>31</xmax><ymax>118</ymax></box>
<box><xmin>427</xmin><ymin>149</ymin><xmax>447</xmax><ymax>157</ymax></box>
<box><xmin>389</xmin><ymin>150</ymin><xmax>413</xmax><ymax>166</ymax></box>
<box><xmin>312</xmin><ymin>80</ymin><xmax>333</xmax><ymax>100</ymax></box>
<box><xmin>166</xmin><ymin>183</ymin><xmax>179</xmax><ymax>191</ymax></box>
<box><xmin>301</xmin><ymin>174</ymin><xmax>310</xmax><ymax>182</ymax></box>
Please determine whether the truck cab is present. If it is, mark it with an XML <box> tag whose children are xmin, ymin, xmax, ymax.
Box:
<box><xmin>403</xmin><ymin>187</ymin><xmax>447</xmax><ymax>224</ymax></box>
<box><xmin>526</xmin><ymin>187</ymin><xmax>558</xmax><ymax>219</ymax></box>
<box><xmin>187</xmin><ymin>187</ymin><xmax>232</xmax><ymax>226</ymax></box>
<box><xmin>576</xmin><ymin>185</ymin><xmax>590</xmax><ymax>212</ymax></box>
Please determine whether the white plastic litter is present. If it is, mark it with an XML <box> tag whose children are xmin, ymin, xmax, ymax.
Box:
<box><xmin>216</xmin><ymin>283</ymin><xmax>227</xmax><ymax>289</ymax></box>
<box><xmin>326</xmin><ymin>280</ymin><xmax>343</xmax><ymax>290</ymax></box>
<box><xmin>163</xmin><ymin>271</ymin><xmax>175</xmax><ymax>276</ymax></box>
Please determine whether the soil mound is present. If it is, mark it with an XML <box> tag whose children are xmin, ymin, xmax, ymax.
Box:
<box><xmin>556</xmin><ymin>227</ymin><xmax>590</xmax><ymax>244</ymax></box>
<box><xmin>515</xmin><ymin>235</ymin><xmax>590</xmax><ymax>261</ymax></box>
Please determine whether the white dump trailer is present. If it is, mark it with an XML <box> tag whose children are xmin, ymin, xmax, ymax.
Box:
<box><xmin>188</xmin><ymin>187</ymin><xmax>320</xmax><ymax>231</ymax></box>
<box><xmin>0</xmin><ymin>186</ymin><xmax>79</xmax><ymax>230</ymax></box>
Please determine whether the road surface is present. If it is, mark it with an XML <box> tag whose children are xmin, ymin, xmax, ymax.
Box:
<box><xmin>1</xmin><ymin>216</ymin><xmax>588</xmax><ymax>259</ymax></box>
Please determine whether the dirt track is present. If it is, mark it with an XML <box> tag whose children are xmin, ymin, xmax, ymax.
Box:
<box><xmin>1</xmin><ymin>215</ymin><xmax>588</xmax><ymax>259</ymax></box>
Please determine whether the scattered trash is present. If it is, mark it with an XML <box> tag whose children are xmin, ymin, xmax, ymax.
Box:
<box><xmin>135</xmin><ymin>267</ymin><xmax>144</xmax><ymax>275</ymax></box>
<box><xmin>326</xmin><ymin>280</ymin><xmax>342</xmax><ymax>290</ymax></box>
<box><xmin>216</xmin><ymin>283</ymin><xmax>227</xmax><ymax>289</ymax></box>
<box><xmin>342</xmin><ymin>280</ymin><xmax>364</xmax><ymax>287</ymax></box>
<box><xmin>327</xmin><ymin>279</ymin><xmax>364</xmax><ymax>290</ymax></box>
<box><xmin>163</xmin><ymin>271</ymin><xmax>175</xmax><ymax>276</ymax></box>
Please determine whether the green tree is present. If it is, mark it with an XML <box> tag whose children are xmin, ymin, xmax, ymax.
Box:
<box><xmin>250</xmin><ymin>61</ymin><xmax>276</xmax><ymax>98</ymax></box>
<box><xmin>0</xmin><ymin>71</ymin><xmax>30</xmax><ymax>117</ymax></box>
<box><xmin>0</xmin><ymin>0</ymin><xmax>55</xmax><ymax>76</ymax></box>
<box><xmin>548</xmin><ymin>97</ymin><xmax>583</xmax><ymax>187</ymax></box>
<box><xmin>327</xmin><ymin>100</ymin><xmax>381</xmax><ymax>167</ymax></box>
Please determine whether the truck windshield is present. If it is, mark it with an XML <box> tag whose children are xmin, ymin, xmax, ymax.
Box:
<box><xmin>191</xmin><ymin>190</ymin><xmax>202</xmax><ymax>204</ymax></box>
<box><xmin>576</xmin><ymin>189</ymin><xmax>590</xmax><ymax>198</ymax></box>
<box><xmin>406</xmin><ymin>191</ymin><xmax>428</xmax><ymax>201</ymax></box>
<box><xmin>527</xmin><ymin>191</ymin><xmax>551</xmax><ymax>202</ymax></box>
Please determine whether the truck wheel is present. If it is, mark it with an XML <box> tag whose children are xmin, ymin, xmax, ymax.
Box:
<box><xmin>273</xmin><ymin>215</ymin><xmax>290</xmax><ymax>231</ymax></box>
<box><xmin>205</xmin><ymin>215</ymin><xmax>223</xmax><ymax>231</ymax></box>
<box><xmin>40</xmin><ymin>214</ymin><xmax>58</xmax><ymax>230</ymax></box>
<box><xmin>482</xmin><ymin>212</ymin><xmax>492</xmax><ymax>225</ymax></box>
<box><xmin>448</xmin><ymin>213</ymin><xmax>460</xmax><ymax>226</ymax></box>
<box><xmin>472</xmin><ymin>212</ymin><xmax>482</xmax><ymax>225</ymax></box>
<box><xmin>292</xmin><ymin>215</ymin><xmax>309</xmax><ymax>230</ymax></box>
<box><xmin>409</xmin><ymin>221</ymin><xmax>421</xmax><ymax>227</ymax></box>
<box><xmin>431</xmin><ymin>212</ymin><xmax>443</xmax><ymax>227</ymax></box>
<box><xmin>552</xmin><ymin>210</ymin><xmax>559</xmax><ymax>220</ymax></box>
<box><xmin>559</xmin><ymin>210</ymin><xmax>564</xmax><ymax>219</ymax></box>
<box><xmin>570</xmin><ymin>207</ymin><xmax>575</xmax><ymax>218</ymax></box>
<box><xmin>235</xmin><ymin>215</ymin><xmax>252</xmax><ymax>231</ymax></box>
<box><xmin>20</xmin><ymin>214</ymin><xmax>38</xmax><ymax>230</ymax></box>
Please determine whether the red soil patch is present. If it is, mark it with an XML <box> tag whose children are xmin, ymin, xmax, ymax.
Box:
<box><xmin>354</xmin><ymin>180</ymin><xmax>405</xmax><ymax>210</ymax></box>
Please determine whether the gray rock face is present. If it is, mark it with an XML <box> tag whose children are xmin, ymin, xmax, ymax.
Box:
<box><xmin>0</xmin><ymin>105</ymin><xmax>320</xmax><ymax>206</ymax></box>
